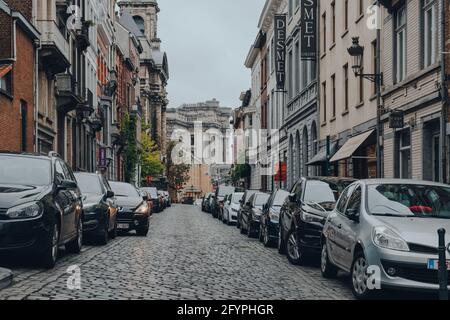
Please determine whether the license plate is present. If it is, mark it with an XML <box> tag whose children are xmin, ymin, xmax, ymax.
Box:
<box><xmin>427</xmin><ymin>259</ymin><xmax>450</xmax><ymax>270</ymax></box>
<box><xmin>117</xmin><ymin>223</ymin><xmax>129</xmax><ymax>230</ymax></box>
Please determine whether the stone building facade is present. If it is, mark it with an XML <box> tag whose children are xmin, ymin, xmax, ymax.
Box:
<box><xmin>166</xmin><ymin>99</ymin><xmax>233</xmax><ymax>198</ymax></box>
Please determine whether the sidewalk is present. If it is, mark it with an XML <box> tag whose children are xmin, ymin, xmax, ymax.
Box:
<box><xmin>0</xmin><ymin>268</ymin><xmax>13</xmax><ymax>290</ymax></box>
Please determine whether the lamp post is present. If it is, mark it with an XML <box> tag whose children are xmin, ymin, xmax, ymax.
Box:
<box><xmin>348</xmin><ymin>36</ymin><xmax>383</xmax><ymax>178</ymax></box>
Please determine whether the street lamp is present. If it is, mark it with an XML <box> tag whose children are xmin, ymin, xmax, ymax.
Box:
<box><xmin>347</xmin><ymin>36</ymin><xmax>383</xmax><ymax>178</ymax></box>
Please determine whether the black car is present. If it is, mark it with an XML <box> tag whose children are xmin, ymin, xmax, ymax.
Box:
<box><xmin>109</xmin><ymin>182</ymin><xmax>151</xmax><ymax>236</ymax></box>
<box><xmin>0</xmin><ymin>152</ymin><xmax>83</xmax><ymax>268</ymax></box>
<box><xmin>201</xmin><ymin>193</ymin><xmax>213</xmax><ymax>212</ymax></box>
<box><xmin>212</xmin><ymin>185</ymin><xmax>235</xmax><ymax>218</ymax></box>
<box><xmin>182</xmin><ymin>197</ymin><xmax>194</xmax><ymax>205</ymax></box>
<box><xmin>141</xmin><ymin>187</ymin><xmax>161</xmax><ymax>213</ymax></box>
<box><xmin>260</xmin><ymin>189</ymin><xmax>290</xmax><ymax>247</ymax></box>
<box><xmin>239</xmin><ymin>192</ymin><xmax>270</xmax><ymax>238</ymax></box>
<box><xmin>279</xmin><ymin>177</ymin><xmax>355</xmax><ymax>265</ymax></box>
<box><xmin>236</xmin><ymin>189</ymin><xmax>258</xmax><ymax>229</ymax></box>
<box><xmin>74</xmin><ymin>172</ymin><xmax>118</xmax><ymax>245</ymax></box>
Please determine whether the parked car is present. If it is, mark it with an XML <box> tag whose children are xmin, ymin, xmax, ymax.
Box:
<box><xmin>236</xmin><ymin>190</ymin><xmax>258</xmax><ymax>229</ymax></box>
<box><xmin>279</xmin><ymin>177</ymin><xmax>354</xmax><ymax>265</ymax></box>
<box><xmin>109</xmin><ymin>182</ymin><xmax>151</xmax><ymax>236</ymax></box>
<box><xmin>202</xmin><ymin>193</ymin><xmax>213</xmax><ymax>212</ymax></box>
<box><xmin>142</xmin><ymin>187</ymin><xmax>161</xmax><ymax>213</ymax></box>
<box><xmin>260</xmin><ymin>189</ymin><xmax>290</xmax><ymax>247</ymax></box>
<box><xmin>321</xmin><ymin>179</ymin><xmax>450</xmax><ymax>299</ymax></box>
<box><xmin>0</xmin><ymin>152</ymin><xmax>83</xmax><ymax>268</ymax></box>
<box><xmin>212</xmin><ymin>185</ymin><xmax>235</xmax><ymax>218</ymax></box>
<box><xmin>158</xmin><ymin>190</ymin><xmax>167</xmax><ymax>210</ymax></box>
<box><xmin>182</xmin><ymin>197</ymin><xmax>194</xmax><ymax>205</ymax></box>
<box><xmin>206</xmin><ymin>193</ymin><xmax>215</xmax><ymax>213</ymax></box>
<box><xmin>222</xmin><ymin>192</ymin><xmax>244</xmax><ymax>225</ymax></box>
<box><xmin>74</xmin><ymin>172</ymin><xmax>118</xmax><ymax>245</ymax></box>
<box><xmin>239</xmin><ymin>192</ymin><xmax>270</xmax><ymax>238</ymax></box>
<box><xmin>163</xmin><ymin>191</ymin><xmax>171</xmax><ymax>207</ymax></box>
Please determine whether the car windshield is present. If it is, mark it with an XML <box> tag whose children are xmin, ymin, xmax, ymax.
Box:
<box><xmin>0</xmin><ymin>156</ymin><xmax>51</xmax><ymax>186</ymax></box>
<box><xmin>255</xmin><ymin>194</ymin><xmax>270</xmax><ymax>206</ymax></box>
<box><xmin>273</xmin><ymin>190</ymin><xmax>290</xmax><ymax>206</ymax></box>
<box><xmin>74</xmin><ymin>174</ymin><xmax>102</xmax><ymax>195</ymax></box>
<box><xmin>218</xmin><ymin>186</ymin><xmax>235</xmax><ymax>197</ymax></box>
<box><xmin>231</xmin><ymin>193</ymin><xmax>244</xmax><ymax>204</ymax></box>
<box><xmin>244</xmin><ymin>190</ymin><xmax>257</xmax><ymax>202</ymax></box>
<box><xmin>110</xmin><ymin>182</ymin><xmax>140</xmax><ymax>197</ymax></box>
<box><xmin>368</xmin><ymin>184</ymin><xmax>450</xmax><ymax>218</ymax></box>
<box><xmin>304</xmin><ymin>180</ymin><xmax>350</xmax><ymax>206</ymax></box>
<box><xmin>142</xmin><ymin>188</ymin><xmax>158</xmax><ymax>198</ymax></box>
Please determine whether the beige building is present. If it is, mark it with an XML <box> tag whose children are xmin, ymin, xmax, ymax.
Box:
<box><xmin>319</xmin><ymin>0</ymin><xmax>378</xmax><ymax>179</ymax></box>
<box><xmin>380</xmin><ymin>0</ymin><xmax>445</xmax><ymax>182</ymax></box>
<box><xmin>166</xmin><ymin>99</ymin><xmax>233</xmax><ymax>198</ymax></box>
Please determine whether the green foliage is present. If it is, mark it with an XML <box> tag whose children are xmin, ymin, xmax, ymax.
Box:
<box><xmin>166</xmin><ymin>141</ymin><xmax>190</xmax><ymax>196</ymax></box>
<box><xmin>122</xmin><ymin>113</ymin><xmax>138</xmax><ymax>183</ymax></box>
<box><xmin>140</xmin><ymin>133</ymin><xmax>164</xmax><ymax>178</ymax></box>
<box><xmin>231</xmin><ymin>163</ymin><xmax>251</xmax><ymax>183</ymax></box>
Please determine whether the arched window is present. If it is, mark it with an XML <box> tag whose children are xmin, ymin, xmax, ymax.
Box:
<box><xmin>133</xmin><ymin>16</ymin><xmax>145</xmax><ymax>35</ymax></box>
<box><xmin>302</xmin><ymin>127</ymin><xmax>309</xmax><ymax>176</ymax></box>
<box><xmin>295</xmin><ymin>131</ymin><xmax>301</xmax><ymax>179</ymax></box>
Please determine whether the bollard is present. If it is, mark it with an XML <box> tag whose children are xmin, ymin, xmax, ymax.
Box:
<box><xmin>437</xmin><ymin>228</ymin><xmax>448</xmax><ymax>300</ymax></box>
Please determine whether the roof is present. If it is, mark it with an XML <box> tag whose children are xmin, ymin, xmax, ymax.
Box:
<box><xmin>118</xmin><ymin>11</ymin><xmax>143</xmax><ymax>37</ymax></box>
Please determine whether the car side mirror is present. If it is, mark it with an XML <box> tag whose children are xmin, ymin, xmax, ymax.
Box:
<box><xmin>288</xmin><ymin>193</ymin><xmax>296</xmax><ymax>203</ymax></box>
<box><xmin>105</xmin><ymin>190</ymin><xmax>115</xmax><ymax>199</ymax></box>
<box><xmin>246</xmin><ymin>201</ymin><xmax>251</xmax><ymax>207</ymax></box>
<box><xmin>346</xmin><ymin>208</ymin><xmax>360</xmax><ymax>222</ymax></box>
<box><xmin>57</xmin><ymin>180</ymin><xmax>77</xmax><ymax>191</ymax></box>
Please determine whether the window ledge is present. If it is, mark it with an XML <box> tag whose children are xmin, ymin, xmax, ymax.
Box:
<box><xmin>330</xmin><ymin>116</ymin><xmax>336</xmax><ymax>123</ymax></box>
<box><xmin>369</xmin><ymin>93</ymin><xmax>377</xmax><ymax>102</ymax></box>
<box><xmin>0</xmin><ymin>89</ymin><xmax>13</xmax><ymax>101</ymax></box>
<box><xmin>342</xmin><ymin>110</ymin><xmax>349</xmax><ymax>116</ymax></box>
<box><xmin>320</xmin><ymin>52</ymin><xmax>327</xmax><ymax>60</ymax></box>
<box><xmin>329</xmin><ymin>42</ymin><xmax>336</xmax><ymax>51</ymax></box>
<box><xmin>321</xmin><ymin>121</ymin><xmax>327</xmax><ymax>127</ymax></box>
<box><xmin>355</xmin><ymin>101</ymin><xmax>364</xmax><ymax>109</ymax></box>
<box><xmin>341</xmin><ymin>29</ymin><xmax>349</xmax><ymax>38</ymax></box>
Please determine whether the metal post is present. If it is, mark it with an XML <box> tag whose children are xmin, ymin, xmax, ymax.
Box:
<box><xmin>438</xmin><ymin>228</ymin><xmax>448</xmax><ymax>300</ymax></box>
<box><xmin>376</xmin><ymin>0</ymin><xmax>382</xmax><ymax>178</ymax></box>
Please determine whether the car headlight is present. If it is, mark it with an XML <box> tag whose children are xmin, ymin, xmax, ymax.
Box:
<box><xmin>269</xmin><ymin>210</ymin><xmax>279</xmax><ymax>221</ymax></box>
<box><xmin>372</xmin><ymin>226</ymin><xmax>409</xmax><ymax>252</ymax></box>
<box><xmin>6</xmin><ymin>202</ymin><xmax>42</xmax><ymax>219</ymax></box>
<box><xmin>300</xmin><ymin>211</ymin><xmax>324</xmax><ymax>224</ymax></box>
<box><xmin>135</xmin><ymin>202</ymin><xmax>149</xmax><ymax>214</ymax></box>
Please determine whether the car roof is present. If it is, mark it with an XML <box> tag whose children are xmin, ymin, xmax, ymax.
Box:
<box><xmin>358</xmin><ymin>178</ymin><xmax>450</xmax><ymax>188</ymax></box>
<box><xmin>302</xmin><ymin>176</ymin><xmax>356</xmax><ymax>183</ymax></box>
<box><xmin>0</xmin><ymin>152</ymin><xmax>52</xmax><ymax>160</ymax></box>
<box><xmin>74</xmin><ymin>172</ymin><xmax>100</xmax><ymax>177</ymax></box>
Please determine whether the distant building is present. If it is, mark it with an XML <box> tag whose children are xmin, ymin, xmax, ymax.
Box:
<box><xmin>166</xmin><ymin>99</ymin><xmax>233</xmax><ymax>198</ymax></box>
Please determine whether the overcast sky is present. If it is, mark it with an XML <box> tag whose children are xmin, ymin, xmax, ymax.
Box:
<box><xmin>158</xmin><ymin>0</ymin><xmax>265</xmax><ymax>109</ymax></box>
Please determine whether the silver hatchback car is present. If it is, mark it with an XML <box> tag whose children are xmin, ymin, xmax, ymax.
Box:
<box><xmin>321</xmin><ymin>179</ymin><xmax>450</xmax><ymax>299</ymax></box>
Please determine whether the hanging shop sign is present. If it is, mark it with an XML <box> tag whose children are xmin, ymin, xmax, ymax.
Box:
<box><xmin>274</xmin><ymin>14</ymin><xmax>287</xmax><ymax>90</ymax></box>
<box><xmin>301</xmin><ymin>0</ymin><xmax>318</xmax><ymax>60</ymax></box>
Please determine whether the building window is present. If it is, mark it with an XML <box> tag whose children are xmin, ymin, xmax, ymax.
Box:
<box><xmin>295</xmin><ymin>41</ymin><xmax>300</xmax><ymax>94</ymax></box>
<box><xmin>395</xmin><ymin>6</ymin><xmax>407</xmax><ymax>83</ymax></box>
<box><xmin>372</xmin><ymin>40</ymin><xmax>378</xmax><ymax>95</ymax></box>
<box><xmin>322</xmin><ymin>12</ymin><xmax>327</xmax><ymax>54</ymax></box>
<box><xmin>358</xmin><ymin>55</ymin><xmax>364</xmax><ymax>103</ymax></box>
<box><xmin>331</xmin><ymin>1</ymin><xmax>336</xmax><ymax>44</ymax></box>
<box><xmin>322</xmin><ymin>81</ymin><xmax>327</xmax><ymax>123</ymax></box>
<box><xmin>288</xmin><ymin>50</ymin><xmax>293</xmax><ymax>99</ymax></box>
<box><xmin>20</xmin><ymin>101</ymin><xmax>27</xmax><ymax>152</ymax></box>
<box><xmin>331</xmin><ymin>74</ymin><xmax>336</xmax><ymax>118</ymax></box>
<box><xmin>133</xmin><ymin>16</ymin><xmax>145</xmax><ymax>35</ymax></box>
<box><xmin>343</xmin><ymin>64</ymin><xmax>349</xmax><ymax>111</ymax></box>
<box><xmin>422</xmin><ymin>0</ymin><xmax>436</xmax><ymax>68</ymax></box>
<box><xmin>289</xmin><ymin>0</ymin><xmax>293</xmax><ymax>17</ymax></box>
<box><xmin>344</xmin><ymin>0</ymin><xmax>349</xmax><ymax>31</ymax></box>
<box><xmin>0</xmin><ymin>68</ymin><xmax>12</xmax><ymax>95</ymax></box>
<box><xmin>396</xmin><ymin>128</ymin><xmax>412</xmax><ymax>179</ymax></box>
<box><xmin>358</xmin><ymin>0</ymin><xmax>364</xmax><ymax>16</ymax></box>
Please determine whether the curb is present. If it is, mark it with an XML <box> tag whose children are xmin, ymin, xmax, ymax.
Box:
<box><xmin>0</xmin><ymin>267</ymin><xmax>13</xmax><ymax>290</ymax></box>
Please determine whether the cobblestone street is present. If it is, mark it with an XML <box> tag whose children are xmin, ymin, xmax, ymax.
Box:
<box><xmin>0</xmin><ymin>204</ymin><xmax>355</xmax><ymax>300</ymax></box>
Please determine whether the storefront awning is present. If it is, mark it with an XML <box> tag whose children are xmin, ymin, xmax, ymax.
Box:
<box><xmin>329</xmin><ymin>130</ymin><xmax>375</xmax><ymax>163</ymax></box>
<box><xmin>0</xmin><ymin>64</ymin><xmax>12</xmax><ymax>78</ymax></box>
<box><xmin>307</xmin><ymin>142</ymin><xmax>338</xmax><ymax>166</ymax></box>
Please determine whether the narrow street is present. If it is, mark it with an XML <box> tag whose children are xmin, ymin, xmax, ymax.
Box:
<box><xmin>0</xmin><ymin>204</ymin><xmax>354</xmax><ymax>300</ymax></box>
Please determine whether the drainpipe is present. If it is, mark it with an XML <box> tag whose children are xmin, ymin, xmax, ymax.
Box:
<box><xmin>440</xmin><ymin>0</ymin><xmax>448</xmax><ymax>183</ymax></box>
<box><xmin>34</xmin><ymin>39</ymin><xmax>41</xmax><ymax>153</ymax></box>
<box><xmin>12</xmin><ymin>19</ymin><xmax>17</xmax><ymax>61</ymax></box>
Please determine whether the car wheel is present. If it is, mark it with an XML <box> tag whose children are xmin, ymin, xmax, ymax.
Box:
<box><xmin>278</xmin><ymin>226</ymin><xmax>286</xmax><ymax>254</ymax></box>
<box><xmin>351</xmin><ymin>251</ymin><xmax>374</xmax><ymax>300</ymax></box>
<box><xmin>136</xmin><ymin>219</ymin><xmax>150</xmax><ymax>237</ymax></box>
<box><xmin>109</xmin><ymin>220</ymin><xmax>117</xmax><ymax>239</ymax></box>
<box><xmin>39</xmin><ymin>221</ymin><xmax>59</xmax><ymax>269</ymax></box>
<box><xmin>96</xmin><ymin>221</ymin><xmax>109</xmax><ymax>246</ymax></box>
<box><xmin>247</xmin><ymin>220</ymin><xmax>253</xmax><ymax>238</ymax></box>
<box><xmin>263</xmin><ymin>225</ymin><xmax>275</xmax><ymax>248</ymax></box>
<box><xmin>66</xmin><ymin>219</ymin><xmax>83</xmax><ymax>254</ymax></box>
<box><xmin>321</xmin><ymin>241</ymin><xmax>338</xmax><ymax>278</ymax></box>
<box><xmin>286</xmin><ymin>227</ymin><xmax>304</xmax><ymax>265</ymax></box>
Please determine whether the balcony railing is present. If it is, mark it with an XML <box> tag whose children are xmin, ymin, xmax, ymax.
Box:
<box><xmin>286</xmin><ymin>81</ymin><xmax>318</xmax><ymax>120</ymax></box>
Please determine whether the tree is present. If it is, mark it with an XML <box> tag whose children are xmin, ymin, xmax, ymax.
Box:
<box><xmin>166</xmin><ymin>140</ymin><xmax>190</xmax><ymax>201</ymax></box>
<box><xmin>122</xmin><ymin>113</ymin><xmax>138</xmax><ymax>183</ymax></box>
<box><xmin>231</xmin><ymin>163</ymin><xmax>251</xmax><ymax>188</ymax></box>
<box><xmin>140</xmin><ymin>133</ymin><xmax>164</xmax><ymax>180</ymax></box>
